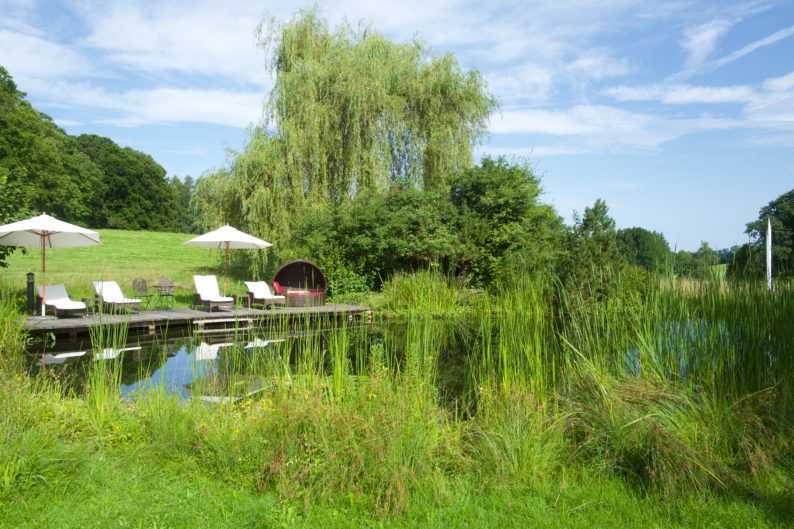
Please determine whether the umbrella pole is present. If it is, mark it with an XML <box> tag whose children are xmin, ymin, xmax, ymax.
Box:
<box><xmin>41</xmin><ymin>235</ymin><xmax>46</xmax><ymax>316</ymax></box>
<box><xmin>224</xmin><ymin>242</ymin><xmax>229</xmax><ymax>297</ymax></box>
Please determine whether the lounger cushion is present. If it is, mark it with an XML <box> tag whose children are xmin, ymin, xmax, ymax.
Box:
<box><xmin>271</xmin><ymin>281</ymin><xmax>284</xmax><ymax>295</ymax></box>
<box><xmin>194</xmin><ymin>275</ymin><xmax>233</xmax><ymax>302</ymax></box>
<box><xmin>37</xmin><ymin>284</ymin><xmax>87</xmax><ymax>311</ymax></box>
<box><xmin>93</xmin><ymin>281</ymin><xmax>142</xmax><ymax>304</ymax></box>
<box><xmin>244</xmin><ymin>281</ymin><xmax>286</xmax><ymax>302</ymax></box>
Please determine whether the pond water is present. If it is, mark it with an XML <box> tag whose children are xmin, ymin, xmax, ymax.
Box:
<box><xmin>26</xmin><ymin>315</ymin><xmax>758</xmax><ymax>405</ymax></box>
<box><xmin>27</xmin><ymin>322</ymin><xmax>470</xmax><ymax>404</ymax></box>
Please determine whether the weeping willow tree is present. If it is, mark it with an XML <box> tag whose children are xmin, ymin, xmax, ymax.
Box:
<box><xmin>195</xmin><ymin>9</ymin><xmax>496</xmax><ymax>270</ymax></box>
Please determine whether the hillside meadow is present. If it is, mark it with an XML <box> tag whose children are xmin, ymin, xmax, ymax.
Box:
<box><xmin>1</xmin><ymin>229</ymin><xmax>244</xmax><ymax>306</ymax></box>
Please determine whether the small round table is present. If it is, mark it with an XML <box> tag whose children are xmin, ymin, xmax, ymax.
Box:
<box><xmin>152</xmin><ymin>282</ymin><xmax>175</xmax><ymax>309</ymax></box>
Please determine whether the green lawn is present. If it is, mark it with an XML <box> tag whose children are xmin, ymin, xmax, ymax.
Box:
<box><xmin>0</xmin><ymin>229</ymin><xmax>262</xmax><ymax>305</ymax></box>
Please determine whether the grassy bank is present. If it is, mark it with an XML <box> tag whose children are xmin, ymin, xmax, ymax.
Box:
<box><xmin>1</xmin><ymin>265</ymin><xmax>793</xmax><ymax>527</ymax></box>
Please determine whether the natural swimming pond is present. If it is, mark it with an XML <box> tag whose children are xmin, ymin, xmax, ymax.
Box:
<box><xmin>24</xmin><ymin>309</ymin><xmax>782</xmax><ymax>410</ymax></box>
<box><xmin>26</xmin><ymin>319</ymin><xmax>471</xmax><ymax>405</ymax></box>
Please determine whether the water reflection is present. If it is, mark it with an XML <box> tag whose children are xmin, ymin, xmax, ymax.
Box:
<box><xmin>27</xmin><ymin>322</ymin><xmax>471</xmax><ymax>405</ymax></box>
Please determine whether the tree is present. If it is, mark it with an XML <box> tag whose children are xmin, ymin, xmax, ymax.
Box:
<box><xmin>449</xmin><ymin>157</ymin><xmax>565</xmax><ymax>286</ymax></box>
<box><xmin>745</xmin><ymin>188</ymin><xmax>794</xmax><ymax>276</ymax></box>
<box><xmin>0</xmin><ymin>66</ymin><xmax>103</xmax><ymax>225</ymax></box>
<box><xmin>167</xmin><ymin>176</ymin><xmax>198</xmax><ymax>233</ymax></box>
<box><xmin>694</xmin><ymin>241</ymin><xmax>718</xmax><ymax>266</ymax></box>
<box><xmin>292</xmin><ymin>187</ymin><xmax>459</xmax><ymax>291</ymax></box>
<box><xmin>716</xmin><ymin>245</ymin><xmax>740</xmax><ymax>265</ymax></box>
<box><xmin>573</xmin><ymin>199</ymin><xmax>621</xmax><ymax>268</ymax></box>
<box><xmin>203</xmin><ymin>9</ymin><xmax>497</xmax><ymax>263</ymax></box>
<box><xmin>727</xmin><ymin>243</ymin><xmax>763</xmax><ymax>280</ymax></box>
<box><xmin>75</xmin><ymin>134</ymin><xmax>178</xmax><ymax>231</ymax></box>
<box><xmin>0</xmin><ymin>170</ymin><xmax>33</xmax><ymax>267</ymax></box>
<box><xmin>728</xmin><ymin>187</ymin><xmax>794</xmax><ymax>280</ymax></box>
<box><xmin>563</xmin><ymin>199</ymin><xmax>625</xmax><ymax>297</ymax></box>
<box><xmin>673</xmin><ymin>242</ymin><xmax>719</xmax><ymax>280</ymax></box>
<box><xmin>616</xmin><ymin>227</ymin><xmax>670</xmax><ymax>272</ymax></box>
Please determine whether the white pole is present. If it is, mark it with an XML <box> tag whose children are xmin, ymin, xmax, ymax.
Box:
<box><xmin>766</xmin><ymin>218</ymin><xmax>772</xmax><ymax>291</ymax></box>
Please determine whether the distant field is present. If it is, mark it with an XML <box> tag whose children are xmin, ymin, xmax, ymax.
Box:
<box><xmin>0</xmin><ymin>229</ymin><xmax>260</xmax><ymax>305</ymax></box>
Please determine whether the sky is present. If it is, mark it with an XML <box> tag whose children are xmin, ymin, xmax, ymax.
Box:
<box><xmin>1</xmin><ymin>0</ymin><xmax>793</xmax><ymax>251</ymax></box>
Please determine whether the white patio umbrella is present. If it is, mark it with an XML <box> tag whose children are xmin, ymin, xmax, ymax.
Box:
<box><xmin>0</xmin><ymin>213</ymin><xmax>101</xmax><ymax>315</ymax></box>
<box><xmin>184</xmin><ymin>225</ymin><xmax>272</xmax><ymax>296</ymax></box>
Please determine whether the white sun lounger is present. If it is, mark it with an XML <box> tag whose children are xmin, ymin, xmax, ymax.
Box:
<box><xmin>37</xmin><ymin>284</ymin><xmax>87</xmax><ymax>317</ymax></box>
<box><xmin>93</xmin><ymin>281</ymin><xmax>142</xmax><ymax>311</ymax></box>
<box><xmin>244</xmin><ymin>281</ymin><xmax>286</xmax><ymax>308</ymax></box>
<box><xmin>193</xmin><ymin>275</ymin><xmax>234</xmax><ymax>312</ymax></box>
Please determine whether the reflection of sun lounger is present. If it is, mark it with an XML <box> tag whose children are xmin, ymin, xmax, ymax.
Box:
<box><xmin>93</xmin><ymin>281</ymin><xmax>142</xmax><ymax>312</ymax></box>
<box><xmin>193</xmin><ymin>275</ymin><xmax>234</xmax><ymax>312</ymax></box>
<box><xmin>245</xmin><ymin>338</ymin><xmax>286</xmax><ymax>350</ymax></box>
<box><xmin>37</xmin><ymin>284</ymin><xmax>87</xmax><ymax>317</ymax></box>
<box><xmin>41</xmin><ymin>350</ymin><xmax>87</xmax><ymax>365</ymax></box>
<box><xmin>194</xmin><ymin>341</ymin><xmax>233</xmax><ymax>361</ymax></box>
<box><xmin>94</xmin><ymin>345</ymin><xmax>141</xmax><ymax>360</ymax></box>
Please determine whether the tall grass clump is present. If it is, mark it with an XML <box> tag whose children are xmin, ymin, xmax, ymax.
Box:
<box><xmin>0</xmin><ymin>287</ymin><xmax>87</xmax><ymax>502</ymax></box>
<box><xmin>0</xmin><ymin>285</ymin><xmax>28</xmax><ymax>374</ymax></box>
<box><xmin>168</xmin><ymin>314</ymin><xmax>461</xmax><ymax>515</ymax></box>
<box><xmin>380</xmin><ymin>270</ymin><xmax>470</xmax><ymax>317</ymax></box>
<box><xmin>551</xmin><ymin>274</ymin><xmax>794</xmax><ymax>493</ymax></box>
<box><xmin>85</xmin><ymin>316</ymin><xmax>131</xmax><ymax>437</ymax></box>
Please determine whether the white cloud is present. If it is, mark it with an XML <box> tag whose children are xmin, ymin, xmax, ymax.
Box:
<box><xmin>0</xmin><ymin>29</ymin><xmax>92</xmax><ymax>82</ymax></box>
<box><xmin>744</xmin><ymin>92</ymin><xmax>794</xmax><ymax>125</ymax></box>
<box><xmin>763</xmin><ymin>71</ymin><xmax>794</xmax><ymax>92</ymax></box>
<box><xmin>738</xmin><ymin>132</ymin><xmax>794</xmax><ymax>148</ymax></box>
<box><xmin>484</xmin><ymin>65</ymin><xmax>555</xmax><ymax>104</ymax></box>
<box><xmin>605</xmin><ymin>83</ymin><xmax>756</xmax><ymax>104</ymax></box>
<box><xmin>567</xmin><ymin>48</ymin><xmax>632</xmax><ymax>80</ymax></box>
<box><xmin>28</xmin><ymin>79</ymin><xmax>265</xmax><ymax>128</ymax></box>
<box><xmin>490</xmin><ymin>104</ymin><xmax>743</xmax><ymax>151</ymax></box>
<box><xmin>490</xmin><ymin>105</ymin><xmax>652</xmax><ymax>150</ymax></box>
<box><xmin>477</xmin><ymin>144</ymin><xmax>593</xmax><ymax>158</ymax></box>
<box><xmin>680</xmin><ymin>19</ymin><xmax>732</xmax><ymax>69</ymax></box>
<box><xmin>53</xmin><ymin>118</ymin><xmax>82</xmax><ymax>127</ymax></box>
<box><xmin>708</xmin><ymin>24</ymin><xmax>794</xmax><ymax>72</ymax></box>
<box><xmin>78</xmin><ymin>1</ymin><xmax>270</xmax><ymax>86</ymax></box>
<box><xmin>163</xmin><ymin>146</ymin><xmax>210</xmax><ymax>156</ymax></box>
<box><xmin>605</xmin><ymin>179</ymin><xmax>640</xmax><ymax>191</ymax></box>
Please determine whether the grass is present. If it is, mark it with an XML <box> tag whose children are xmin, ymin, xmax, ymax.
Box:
<box><xmin>0</xmin><ymin>229</ymin><xmax>260</xmax><ymax>307</ymax></box>
<box><xmin>1</xmin><ymin>231</ymin><xmax>793</xmax><ymax>527</ymax></box>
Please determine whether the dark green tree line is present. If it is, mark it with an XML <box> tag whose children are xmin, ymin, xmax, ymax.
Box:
<box><xmin>0</xmin><ymin>66</ymin><xmax>198</xmax><ymax>256</ymax></box>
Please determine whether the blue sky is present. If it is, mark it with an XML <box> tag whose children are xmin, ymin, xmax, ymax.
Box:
<box><xmin>1</xmin><ymin>0</ymin><xmax>792</xmax><ymax>250</ymax></box>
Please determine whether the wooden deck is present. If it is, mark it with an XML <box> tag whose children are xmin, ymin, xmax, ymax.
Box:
<box><xmin>23</xmin><ymin>304</ymin><xmax>371</xmax><ymax>337</ymax></box>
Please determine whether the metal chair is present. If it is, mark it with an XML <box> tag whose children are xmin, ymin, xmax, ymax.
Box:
<box><xmin>131</xmin><ymin>278</ymin><xmax>154</xmax><ymax>309</ymax></box>
<box><xmin>154</xmin><ymin>278</ymin><xmax>175</xmax><ymax>309</ymax></box>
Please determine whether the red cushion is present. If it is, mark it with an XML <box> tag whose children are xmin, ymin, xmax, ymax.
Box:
<box><xmin>272</xmin><ymin>281</ymin><xmax>283</xmax><ymax>295</ymax></box>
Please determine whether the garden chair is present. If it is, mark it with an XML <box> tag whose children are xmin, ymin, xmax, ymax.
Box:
<box><xmin>193</xmin><ymin>275</ymin><xmax>234</xmax><ymax>312</ymax></box>
<box><xmin>93</xmin><ymin>281</ymin><xmax>142</xmax><ymax>312</ymax></box>
<box><xmin>131</xmin><ymin>278</ymin><xmax>154</xmax><ymax>308</ymax></box>
<box><xmin>244</xmin><ymin>281</ymin><xmax>286</xmax><ymax>309</ymax></box>
<box><xmin>37</xmin><ymin>284</ymin><xmax>87</xmax><ymax>317</ymax></box>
